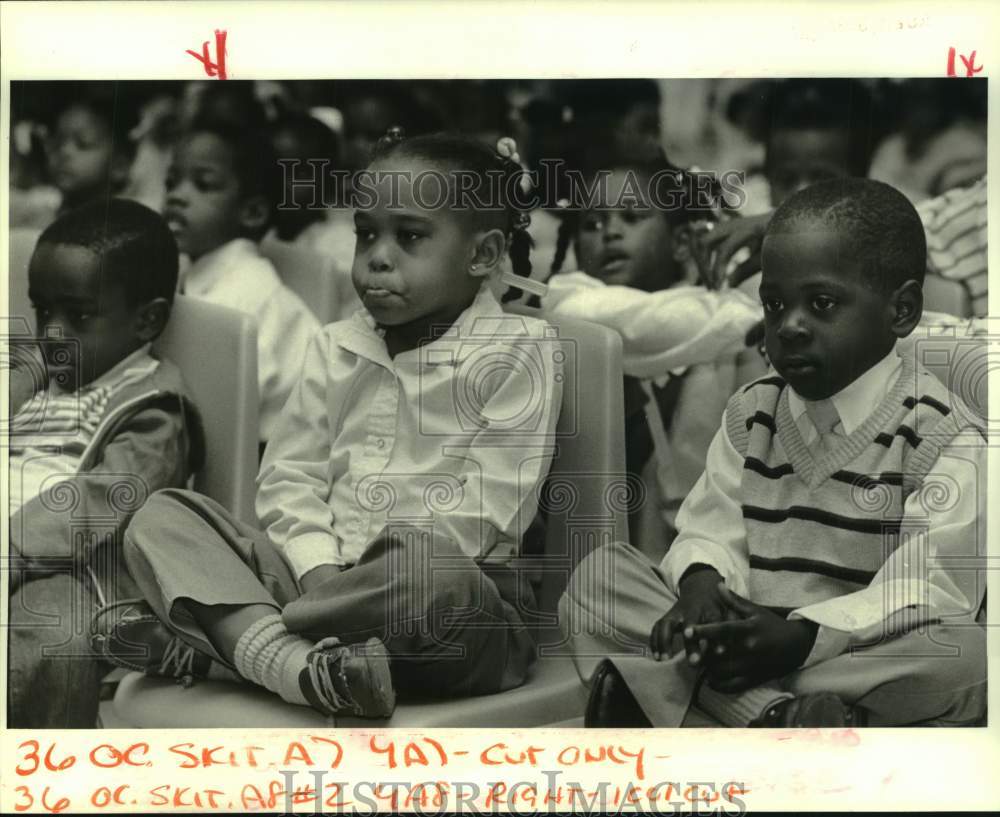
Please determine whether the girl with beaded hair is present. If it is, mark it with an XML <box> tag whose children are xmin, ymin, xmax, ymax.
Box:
<box><xmin>98</xmin><ymin>128</ymin><xmax>562</xmax><ymax>719</ymax></box>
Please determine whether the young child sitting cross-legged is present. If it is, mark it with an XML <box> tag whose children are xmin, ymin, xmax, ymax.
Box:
<box><xmin>8</xmin><ymin>199</ymin><xmax>203</xmax><ymax>728</ymax></box>
<box><xmin>560</xmin><ymin>178</ymin><xmax>986</xmax><ymax>728</ymax></box>
<box><xmin>96</xmin><ymin>130</ymin><xmax>562</xmax><ymax>719</ymax></box>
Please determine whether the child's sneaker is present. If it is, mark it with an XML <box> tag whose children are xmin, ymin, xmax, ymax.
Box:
<box><xmin>90</xmin><ymin>599</ymin><xmax>218</xmax><ymax>687</ymax></box>
<box><xmin>299</xmin><ymin>637</ymin><xmax>396</xmax><ymax>718</ymax></box>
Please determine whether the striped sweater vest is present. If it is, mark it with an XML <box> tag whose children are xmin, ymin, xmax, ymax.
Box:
<box><xmin>724</xmin><ymin>354</ymin><xmax>984</xmax><ymax>613</ymax></box>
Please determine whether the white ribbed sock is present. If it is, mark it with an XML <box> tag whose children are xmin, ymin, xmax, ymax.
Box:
<box><xmin>697</xmin><ymin>682</ymin><xmax>794</xmax><ymax>727</ymax></box>
<box><xmin>233</xmin><ymin>614</ymin><xmax>313</xmax><ymax>706</ymax></box>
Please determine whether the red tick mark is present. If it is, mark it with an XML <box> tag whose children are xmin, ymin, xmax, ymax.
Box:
<box><xmin>187</xmin><ymin>29</ymin><xmax>228</xmax><ymax>80</ymax></box>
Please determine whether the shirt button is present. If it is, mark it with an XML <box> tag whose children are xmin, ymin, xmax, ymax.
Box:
<box><xmin>376</xmin><ymin>438</ymin><xmax>386</xmax><ymax>449</ymax></box>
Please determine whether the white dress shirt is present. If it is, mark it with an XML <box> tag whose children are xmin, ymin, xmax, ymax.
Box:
<box><xmin>663</xmin><ymin>346</ymin><xmax>985</xmax><ymax>665</ymax></box>
<box><xmin>255</xmin><ymin>284</ymin><xmax>563</xmax><ymax>579</ymax></box>
<box><xmin>181</xmin><ymin>238</ymin><xmax>320</xmax><ymax>441</ymax></box>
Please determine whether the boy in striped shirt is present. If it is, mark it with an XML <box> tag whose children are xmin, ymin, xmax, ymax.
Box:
<box><xmin>562</xmin><ymin>178</ymin><xmax>987</xmax><ymax>728</ymax></box>
<box><xmin>7</xmin><ymin>200</ymin><xmax>202</xmax><ymax>727</ymax></box>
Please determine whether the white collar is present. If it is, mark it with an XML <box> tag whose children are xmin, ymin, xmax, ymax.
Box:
<box><xmin>787</xmin><ymin>345</ymin><xmax>902</xmax><ymax>436</ymax></box>
<box><xmin>51</xmin><ymin>343</ymin><xmax>156</xmax><ymax>396</ymax></box>
<box><xmin>183</xmin><ymin>238</ymin><xmax>259</xmax><ymax>296</ymax></box>
<box><xmin>340</xmin><ymin>282</ymin><xmax>509</xmax><ymax>367</ymax></box>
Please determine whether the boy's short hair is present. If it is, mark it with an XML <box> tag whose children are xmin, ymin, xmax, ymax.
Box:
<box><xmin>187</xmin><ymin>114</ymin><xmax>281</xmax><ymax>232</ymax></box>
<box><xmin>765</xmin><ymin>178</ymin><xmax>926</xmax><ymax>293</ymax></box>
<box><xmin>764</xmin><ymin>79</ymin><xmax>876</xmax><ymax>177</ymax></box>
<box><xmin>38</xmin><ymin>198</ymin><xmax>179</xmax><ymax>307</ymax></box>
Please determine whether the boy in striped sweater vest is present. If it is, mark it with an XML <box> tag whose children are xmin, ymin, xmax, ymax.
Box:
<box><xmin>560</xmin><ymin>178</ymin><xmax>987</xmax><ymax>727</ymax></box>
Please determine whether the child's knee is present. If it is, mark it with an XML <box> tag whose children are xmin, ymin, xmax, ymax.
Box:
<box><xmin>124</xmin><ymin>487</ymin><xmax>194</xmax><ymax>556</ymax></box>
<box><xmin>378</xmin><ymin>525</ymin><xmax>475</xmax><ymax>585</ymax></box>
<box><xmin>7</xmin><ymin>605</ymin><xmax>103</xmax><ymax>729</ymax></box>
<box><xmin>926</xmin><ymin>623</ymin><xmax>986</xmax><ymax>685</ymax></box>
<box><xmin>915</xmin><ymin>624</ymin><xmax>987</xmax><ymax>723</ymax></box>
<box><xmin>8</xmin><ymin>575</ymin><xmax>96</xmax><ymax>690</ymax></box>
<box><xmin>434</xmin><ymin>565</ymin><xmax>493</xmax><ymax>613</ymax></box>
<box><xmin>129</xmin><ymin>486</ymin><xmax>185</xmax><ymax>522</ymax></box>
<box><xmin>559</xmin><ymin>541</ymin><xmax>629</xmax><ymax>633</ymax></box>
<box><xmin>564</xmin><ymin>541</ymin><xmax>641</xmax><ymax>607</ymax></box>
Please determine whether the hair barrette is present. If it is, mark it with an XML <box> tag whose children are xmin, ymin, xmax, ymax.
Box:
<box><xmin>498</xmin><ymin>269</ymin><xmax>548</xmax><ymax>299</ymax></box>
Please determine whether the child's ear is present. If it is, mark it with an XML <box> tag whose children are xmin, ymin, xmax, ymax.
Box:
<box><xmin>468</xmin><ymin>228</ymin><xmax>507</xmax><ymax>278</ymax></box>
<box><xmin>134</xmin><ymin>298</ymin><xmax>172</xmax><ymax>343</ymax></box>
<box><xmin>890</xmin><ymin>279</ymin><xmax>923</xmax><ymax>337</ymax></box>
<box><xmin>239</xmin><ymin>195</ymin><xmax>272</xmax><ymax>235</ymax></box>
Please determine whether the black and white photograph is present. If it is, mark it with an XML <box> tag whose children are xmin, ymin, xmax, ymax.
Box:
<box><xmin>5</xmin><ymin>70</ymin><xmax>989</xmax><ymax>739</ymax></box>
<box><xmin>4</xmin><ymin>0</ymin><xmax>1000</xmax><ymax>809</ymax></box>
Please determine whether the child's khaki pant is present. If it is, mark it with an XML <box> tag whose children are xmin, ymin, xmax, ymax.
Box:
<box><xmin>124</xmin><ymin>488</ymin><xmax>537</xmax><ymax>699</ymax></box>
<box><xmin>558</xmin><ymin>542</ymin><xmax>987</xmax><ymax>726</ymax></box>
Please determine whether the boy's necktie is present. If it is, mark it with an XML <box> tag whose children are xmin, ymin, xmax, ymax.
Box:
<box><xmin>803</xmin><ymin>398</ymin><xmax>841</xmax><ymax>455</ymax></box>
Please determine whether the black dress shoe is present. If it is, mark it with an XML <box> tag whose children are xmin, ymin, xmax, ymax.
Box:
<box><xmin>584</xmin><ymin>659</ymin><xmax>653</xmax><ymax>728</ymax></box>
<box><xmin>748</xmin><ymin>692</ymin><xmax>869</xmax><ymax>727</ymax></box>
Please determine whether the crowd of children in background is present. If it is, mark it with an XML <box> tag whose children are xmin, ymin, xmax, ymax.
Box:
<box><xmin>6</xmin><ymin>77</ymin><xmax>989</xmax><ymax>729</ymax></box>
<box><xmin>10</xmin><ymin>78</ymin><xmax>988</xmax><ymax>312</ymax></box>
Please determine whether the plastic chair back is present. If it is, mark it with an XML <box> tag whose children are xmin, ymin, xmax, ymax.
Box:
<box><xmin>506</xmin><ymin>305</ymin><xmax>628</xmax><ymax>615</ymax></box>
<box><xmin>153</xmin><ymin>295</ymin><xmax>260</xmax><ymax>523</ymax></box>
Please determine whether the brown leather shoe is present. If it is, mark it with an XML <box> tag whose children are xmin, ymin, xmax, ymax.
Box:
<box><xmin>584</xmin><ymin>659</ymin><xmax>653</xmax><ymax>728</ymax></box>
<box><xmin>748</xmin><ymin>692</ymin><xmax>869</xmax><ymax>727</ymax></box>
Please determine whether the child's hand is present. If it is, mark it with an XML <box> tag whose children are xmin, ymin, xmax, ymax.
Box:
<box><xmin>687</xmin><ymin>221</ymin><xmax>722</xmax><ymax>289</ymax></box>
<box><xmin>299</xmin><ymin>563</ymin><xmax>343</xmax><ymax>594</ymax></box>
<box><xmin>689</xmin><ymin>583</ymin><xmax>818</xmax><ymax>693</ymax></box>
<box><xmin>698</xmin><ymin>212</ymin><xmax>772</xmax><ymax>290</ymax></box>
<box><xmin>649</xmin><ymin>567</ymin><xmax>730</xmax><ymax>662</ymax></box>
